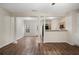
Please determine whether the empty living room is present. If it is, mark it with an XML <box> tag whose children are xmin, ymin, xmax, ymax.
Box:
<box><xmin>0</xmin><ymin>3</ymin><xmax>79</xmax><ymax>55</ymax></box>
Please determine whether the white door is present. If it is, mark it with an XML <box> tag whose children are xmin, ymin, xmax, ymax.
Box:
<box><xmin>24</xmin><ymin>20</ymin><xmax>39</xmax><ymax>36</ymax></box>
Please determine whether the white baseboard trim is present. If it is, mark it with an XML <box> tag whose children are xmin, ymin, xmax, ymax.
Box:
<box><xmin>0</xmin><ymin>40</ymin><xmax>15</xmax><ymax>48</ymax></box>
<box><xmin>13</xmin><ymin>41</ymin><xmax>18</xmax><ymax>44</ymax></box>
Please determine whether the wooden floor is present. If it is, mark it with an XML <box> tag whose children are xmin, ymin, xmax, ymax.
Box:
<box><xmin>39</xmin><ymin>43</ymin><xmax>79</xmax><ymax>55</ymax></box>
<box><xmin>0</xmin><ymin>37</ymin><xmax>79</xmax><ymax>55</ymax></box>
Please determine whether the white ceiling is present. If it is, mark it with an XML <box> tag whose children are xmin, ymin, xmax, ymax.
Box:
<box><xmin>0</xmin><ymin>3</ymin><xmax>79</xmax><ymax>16</ymax></box>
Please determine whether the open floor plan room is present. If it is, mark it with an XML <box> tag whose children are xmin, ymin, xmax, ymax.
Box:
<box><xmin>0</xmin><ymin>3</ymin><xmax>79</xmax><ymax>55</ymax></box>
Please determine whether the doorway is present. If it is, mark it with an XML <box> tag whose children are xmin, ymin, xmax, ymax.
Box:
<box><xmin>24</xmin><ymin>19</ymin><xmax>39</xmax><ymax>37</ymax></box>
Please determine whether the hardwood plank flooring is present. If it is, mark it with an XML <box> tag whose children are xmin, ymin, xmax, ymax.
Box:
<box><xmin>39</xmin><ymin>43</ymin><xmax>79</xmax><ymax>55</ymax></box>
<box><xmin>0</xmin><ymin>37</ymin><xmax>79</xmax><ymax>55</ymax></box>
<box><xmin>0</xmin><ymin>37</ymin><xmax>39</xmax><ymax>55</ymax></box>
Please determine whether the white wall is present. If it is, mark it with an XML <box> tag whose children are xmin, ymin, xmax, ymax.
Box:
<box><xmin>73</xmin><ymin>14</ymin><xmax>79</xmax><ymax>45</ymax></box>
<box><xmin>71</xmin><ymin>13</ymin><xmax>79</xmax><ymax>45</ymax></box>
<box><xmin>10</xmin><ymin>17</ymin><xmax>16</xmax><ymax>41</ymax></box>
<box><xmin>44</xmin><ymin>31</ymin><xmax>69</xmax><ymax>43</ymax></box>
<box><xmin>59</xmin><ymin>12</ymin><xmax>79</xmax><ymax>45</ymax></box>
<box><xmin>16</xmin><ymin>17</ymin><xmax>24</xmax><ymax>40</ymax></box>
<box><xmin>0</xmin><ymin>8</ymin><xmax>15</xmax><ymax>48</ymax></box>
